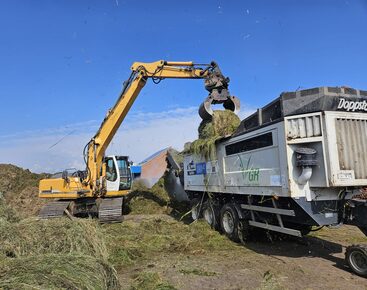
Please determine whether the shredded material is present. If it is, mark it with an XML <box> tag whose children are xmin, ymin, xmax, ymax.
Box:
<box><xmin>189</xmin><ymin>110</ymin><xmax>240</xmax><ymax>160</ymax></box>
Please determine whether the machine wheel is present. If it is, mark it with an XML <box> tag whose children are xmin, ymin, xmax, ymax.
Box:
<box><xmin>345</xmin><ymin>245</ymin><xmax>367</xmax><ymax>277</ymax></box>
<box><xmin>202</xmin><ymin>200</ymin><xmax>219</xmax><ymax>229</ymax></box>
<box><xmin>191</xmin><ymin>198</ymin><xmax>202</xmax><ymax>221</ymax></box>
<box><xmin>238</xmin><ymin>219</ymin><xmax>251</xmax><ymax>244</ymax></box>
<box><xmin>220</xmin><ymin>203</ymin><xmax>241</xmax><ymax>242</ymax></box>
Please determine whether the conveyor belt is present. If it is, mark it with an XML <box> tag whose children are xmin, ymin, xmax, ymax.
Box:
<box><xmin>98</xmin><ymin>197</ymin><xmax>124</xmax><ymax>223</ymax></box>
<box><xmin>39</xmin><ymin>201</ymin><xmax>71</xmax><ymax>219</ymax></box>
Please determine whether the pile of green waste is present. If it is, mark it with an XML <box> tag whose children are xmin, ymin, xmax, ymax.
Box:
<box><xmin>189</xmin><ymin>110</ymin><xmax>240</xmax><ymax>160</ymax></box>
<box><xmin>0</xmin><ymin>196</ymin><xmax>19</xmax><ymax>223</ymax></box>
<box><xmin>0</xmin><ymin>218</ymin><xmax>108</xmax><ymax>259</ymax></box>
<box><xmin>127</xmin><ymin>173</ymin><xmax>190</xmax><ymax>217</ymax></box>
<box><xmin>0</xmin><ymin>197</ymin><xmax>119</xmax><ymax>290</ymax></box>
<box><xmin>0</xmin><ymin>254</ymin><xmax>119</xmax><ymax>290</ymax></box>
<box><xmin>0</xmin><ymin>164</ymin><xmax>48</xmax><ymax>218</ymax></box>
<box><xmin>127</xmin><ymin>177</ymin><xmax>172</xmax><ymax>215</ymax></box>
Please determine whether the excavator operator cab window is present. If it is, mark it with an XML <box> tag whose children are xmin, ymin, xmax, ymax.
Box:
<box><xmin>106</xmin><ymin>158</ymin><xmax>117</xmax><ymax>182</ymax></box>
<box><xmin>116</xmin><ymin>157</ymin><xmax>132</xmax><ymax>190</ymax></box>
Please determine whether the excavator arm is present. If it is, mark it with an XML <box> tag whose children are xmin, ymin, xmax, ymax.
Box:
<box><xmin>85</xmin><ymin>60</ymin><xmax>239</xmax><ymax>195</ymax></box>
<box><xmin>39</xmin><ymin>60</ymin><xmax>240</xmax><ymax>199</ymax></box>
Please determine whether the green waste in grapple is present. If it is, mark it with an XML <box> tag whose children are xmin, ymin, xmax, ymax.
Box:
<box><xmin>189</xmin><ymin>110</ymin><xmax>240</xmax><ymax>160</ymax></box>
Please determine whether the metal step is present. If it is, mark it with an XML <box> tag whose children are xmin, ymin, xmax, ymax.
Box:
<box><xmin>245</xmin><ymin>196</ymin><xmax>302</xmax><ymax>237</ymax></box>
<box><xmin>39</xmin><ymin>201</ymin><xmax>71</xmax><ymax>219</ymax></box>
<box><xmin>98</xmin><ymin>197</ymin><xmax>124</xmax><ymax>223</ymax></box>
<box><xmin>241</xmin><ymin>204</ymin><xmax>295</xmax><ymax>216</ymax></box>
<box><xmin>249</xmin><ymin>220</ymin><xmax>302</xmax><ymax>237</ymax></box>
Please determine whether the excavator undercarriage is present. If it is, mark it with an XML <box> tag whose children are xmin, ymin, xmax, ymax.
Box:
<box><xmin>39</xmin><ymin>197</ymin><xmax>124</xmax><ymax>223</ymax></box>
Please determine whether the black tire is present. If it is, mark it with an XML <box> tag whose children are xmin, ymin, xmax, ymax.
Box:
<box><xmin>202</xmin><ymin>200</ymin><xmax>219</xmax><ymax>229</ymax></box>
<box><xmin>220</xmin><ymin>203</ymin><xmax>240</xmax><ymax>242</ymax></box>
<box><xmin>238</xmin><ymin>219</ymin><xmax>251</xmax><ymax>244</ymax></box>
<box><xmin>345</xmin><ymin>245</ymin><xmax>367</xmax><ymax>277</ymax></box>
<box><xmin>190</xmin><ymin>198</ymin><xmax>202</xmax><ymax>221</ymax></box>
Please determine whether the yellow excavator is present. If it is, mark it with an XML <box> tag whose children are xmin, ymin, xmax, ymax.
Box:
<box><xmin>38</xmin><ymin>60</ymin><xmax>240</xmax><ymax>222</ymax></box>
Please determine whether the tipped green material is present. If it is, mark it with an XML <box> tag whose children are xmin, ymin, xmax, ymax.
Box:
<box><xmin>0</xmin><ymin>254</ymin><xmax>119</xmax><ymax>290</ymax></box>
<box><xmin>0</xmin><ymin>197</ymin><xmax>19</xmax><ymax>223</ymax></box>
<box><xmin>0</xmin><ymin>218</ymin><xmax>108</xmax><ymax>260</ymax></box>
<box><xmin>0</xmin><ymin>217</ymin><xmax>120</xmax><ymax>290</ymax></box>
<box><xmin>189</xmin><ymin>110</ymin><xmax>240</xmax><ymax>160</ymax></box>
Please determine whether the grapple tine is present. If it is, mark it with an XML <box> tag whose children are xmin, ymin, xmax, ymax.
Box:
<box><xmin>224</xmin><ymin>96</ymin><xmax>241</xmax><ymax>114</ymax></box>
<box><xmin>199</xmin><ymin>97</ymin><xmax>214</xmax><ymax>120</ymax></box>
<box><xmin>199</xmin><ymin>62</ymin><xmax>240</xmax><ymax>120</ymax></box>
<box><xmin>199</xmin><ymin>95</ymin><xmax>241</xmax><ymax>120</ymax></box>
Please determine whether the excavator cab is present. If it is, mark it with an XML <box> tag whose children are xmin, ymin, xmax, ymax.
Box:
<box><xmin>104</xmin><ymin>155</ymin><xmax>132</xmax><ymax>192</ymax></box>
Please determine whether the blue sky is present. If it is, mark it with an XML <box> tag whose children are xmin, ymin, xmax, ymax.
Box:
<box><xmin>1</xmin><ymin>0</ymin><xmax>367</xmax><ymax>171</ymax></box>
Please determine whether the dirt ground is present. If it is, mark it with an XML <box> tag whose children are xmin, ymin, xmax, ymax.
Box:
<box><xmin>1</xmin><ymin>164</ymin><xmax>366</xmax><ymax>289</ymax></box>
<box><xmin>117</xmin><ymin>215</ymin><xmax>367</xmax><ymax>290</ymax></box>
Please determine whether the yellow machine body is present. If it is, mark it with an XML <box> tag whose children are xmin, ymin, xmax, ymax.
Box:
<box><xmin>38</xmin><ymin>60</ymin><xmax>239</xmax><ymax>221</ymax></box>
<box><xmin>39</xmin><ymin>178</ymin><xmax>130</xmax><ymax>199</ymax></box>
<box><xmin>39</xmin><ymin>60</ymin><xmax>215</xmax><ymax>200</ymax></box>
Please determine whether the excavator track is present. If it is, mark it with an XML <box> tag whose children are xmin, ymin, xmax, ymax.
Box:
<box><xmin>39</xmin><ymin>200</ymin><xmax>71</xmax><ymax>219</ymax></box>
<box><xmin>98</xmin><ymin>197</ymin><xmax>124</xmax><ymax>223</ymax></box>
